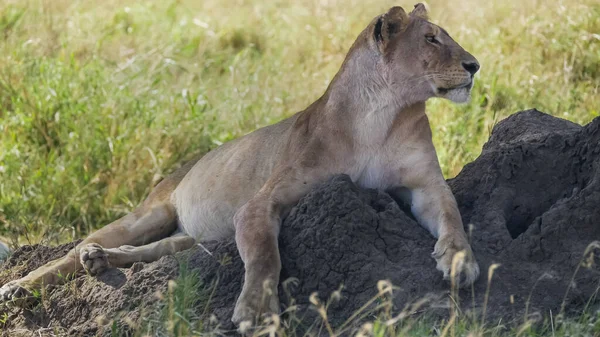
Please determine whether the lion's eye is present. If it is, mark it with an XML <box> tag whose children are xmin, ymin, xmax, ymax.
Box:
<box><xmin>425</xmin><ymin>35</ymin><xmax>438</xmax><ymax>44</ymax></box>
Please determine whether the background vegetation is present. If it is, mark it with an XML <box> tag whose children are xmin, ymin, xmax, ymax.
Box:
<box><xmin>0</xmin><ymin>0</ymin><xmax>598</xmax><ymax>244</ymax></box>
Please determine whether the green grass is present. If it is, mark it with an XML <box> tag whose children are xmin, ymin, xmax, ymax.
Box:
<box><xmin>0</xmin><ymin>0</ymin><xmax>598</xmax><ymax>244</ymax></box>
<box><xmin>0</xmin><ymin>0</ymin><xmax>599</xmax><ymax>335</ymax></box>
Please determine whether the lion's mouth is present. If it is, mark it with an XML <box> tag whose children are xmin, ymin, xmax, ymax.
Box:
<box><xmin>437</xmin><ymin>81</ymin><xmax>473</xmax><ymax>94</ymax></box>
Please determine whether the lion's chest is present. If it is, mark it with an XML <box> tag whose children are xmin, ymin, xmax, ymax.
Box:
<box><xmin>351</xmin><ymin>148</ymin><xmax>397</xmax><ymax>190</ymax></box>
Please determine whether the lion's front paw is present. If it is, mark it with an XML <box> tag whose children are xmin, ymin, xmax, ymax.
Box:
<box><xmin>432</xmin><ymin>234</ymin><xmax>479</xmax><ymax>287</ymax></box>
<box><xmin>79</xmin><ymin>243</ymin><xmax>109</xmax><ymax>275</ymax></box>
<box><xmin>232</xmin><ymin>301</ymin><xmax>255</xmax><ymax>327</ymax></box>
<box><xmin>232</xmin><ymin>282</ymin><xmax>280</xmax><ymax>326</ymax></box>
<box><xmin>0</xmin><ymin>281</ymin><xmax>35</xmax><ymax>308</ymax></box>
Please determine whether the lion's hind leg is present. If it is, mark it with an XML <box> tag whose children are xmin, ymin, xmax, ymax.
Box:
<box><xmin>91</xmin><ymin>232</ymin><xmax>196</xmax><ymax>269</ymax></box>
<box><xmin>77</xmin><ymin>203</ymin><xmax>180</xmax><ymax>275</ymax></box>
<box><xmin>0</xmin><ymin>203</ymin><xmax>180</xmax><ymax>307</ymax></box>
<box><xmin>1</xmin><ymin>151</ymin><xmax>200</xmax><ymax>308</ymax></box>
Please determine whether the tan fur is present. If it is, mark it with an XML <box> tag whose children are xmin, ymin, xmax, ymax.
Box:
<box><xmin>0</xmin><ymin>4</ymin><xmax>480</xmax><ymax>324</ymax></box>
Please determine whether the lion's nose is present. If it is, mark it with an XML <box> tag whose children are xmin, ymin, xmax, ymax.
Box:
<box><xmin>462</xmin><ymin>61</ymin><xmax>480</xmax><ymax>76</ymax></box>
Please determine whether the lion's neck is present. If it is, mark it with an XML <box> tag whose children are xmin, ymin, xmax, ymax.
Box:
<box><xmin>323</xmin><ymin>49</ymin><xmax>427</xmax><ymax>145</ymax></box>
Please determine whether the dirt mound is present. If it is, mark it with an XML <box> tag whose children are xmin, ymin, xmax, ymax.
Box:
<box><xmin>2</xmin><ymin>109</ymin><xmax>600</xmax><ymax>336</ymax></box>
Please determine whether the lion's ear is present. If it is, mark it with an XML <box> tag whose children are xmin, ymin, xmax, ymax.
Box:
<box><xmin>411</xmin><ymin>3</ymin><xmax>429</xmax><ymax>20</ymax></box>
<box><xmin>373</xmin><ymin>6</ymin><xmax>409</xmax><ymax>51</ymax></box>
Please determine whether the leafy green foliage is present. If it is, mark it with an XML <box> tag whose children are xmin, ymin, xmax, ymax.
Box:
<box><xmin>0</xmin><ymin>0</ymin><xmax>598</xmax><ymax>243</ymax></box>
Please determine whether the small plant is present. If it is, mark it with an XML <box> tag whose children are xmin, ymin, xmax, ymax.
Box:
<box><xmin>135</xmin><ymin>261</ymin><xmax>211</xmax><ymax>336</ymax></box>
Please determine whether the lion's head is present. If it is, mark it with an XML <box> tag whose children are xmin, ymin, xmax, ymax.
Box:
<box><xmin>362</xmin><ymin>3</ymin><xmax>479</xmax><ymax>104</ymax></box>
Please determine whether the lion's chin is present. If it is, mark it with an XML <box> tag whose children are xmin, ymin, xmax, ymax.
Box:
<box><xmin>445</xmin><ymin>87</ymin><xmax>472</xmax><ymax>103</ymax></box>
<box><xmin>437</xmin><ymin>82</ymin><xmax>473</xmax><ymax>103</ymax></box>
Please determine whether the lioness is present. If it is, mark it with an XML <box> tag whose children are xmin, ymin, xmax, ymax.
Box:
<box><xmin>0</xmin><ymin>3</ymin><xmax>480</xmax><ymax>323</ymax></box>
